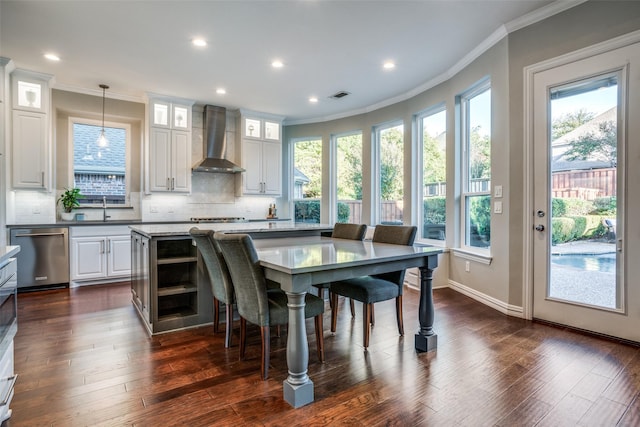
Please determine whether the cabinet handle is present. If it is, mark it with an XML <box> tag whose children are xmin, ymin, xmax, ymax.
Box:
<box><xmin>107</xmin><ymin>239</ymin><xmax>112</xmax><ymax>253</ymax></box>
<box><xmin>101</xmin><ymin>240</ymin><xmax>105</xmax><ymax>254</ymax></box>
<box><xmin>41</xmin><ymin>171</ymin><xmax>45</xmax><ymax>187</ymax></box>
<box><xmin>166</xmin><ymin>177</ymin><xmax>170</xmax><ymax>190</ymax></box>
<box><xmin>172</xmin><ymin>177</ymin><xmax>175</xmax><ymax>191</ymax></box>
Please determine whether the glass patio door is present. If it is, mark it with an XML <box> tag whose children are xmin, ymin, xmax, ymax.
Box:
<box><xmin>532</xmin><ymin>41</ymin><xmax>640</xmax><ymax>341</ymax></box>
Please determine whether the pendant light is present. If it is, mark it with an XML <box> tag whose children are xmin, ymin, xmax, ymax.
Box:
<box><xmin>97</xmin><ymin>84</ymin><xmax>109</xmax><ymax>147</ymax></box>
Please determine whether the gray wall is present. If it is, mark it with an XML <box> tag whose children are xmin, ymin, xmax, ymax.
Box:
<box><xmin>284</xmin><ymin>1</ymin><xmax>640</xmax><ymax>310</ymax></box>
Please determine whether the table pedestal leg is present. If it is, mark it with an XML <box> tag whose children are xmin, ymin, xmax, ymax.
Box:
<box><xmin>415</xmin><ymin>266</ymin><xmax>438</xmax><ymax>352</ymax></box>
<box><xmin>283</xmin><ymin>291</ymin><xmax>313</xmax><ymax>408</ymax></box>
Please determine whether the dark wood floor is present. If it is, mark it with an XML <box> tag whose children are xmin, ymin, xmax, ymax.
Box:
<box><xmin>8</xmin><ymin>283</ymin><xmax>640</xmax><ymax>426</ymax></box>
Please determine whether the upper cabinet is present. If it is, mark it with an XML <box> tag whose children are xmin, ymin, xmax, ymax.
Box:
<box><xmin>10</xmin><ymin>69</ymin><xmax>53</xmax><ymax>190</ymax></box>
<box><xmin>239</xmin><ymin>111</ymin><xmax>283</xmax><ymax>196</ymax></box>
<box><xmin>147</xmin><ymin>96</ymin><xmax>194</xmax><ymax>193</ymax></box>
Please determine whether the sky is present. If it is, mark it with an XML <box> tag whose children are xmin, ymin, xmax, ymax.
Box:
<box><xmin>551</xmin><ymin>85</ymin><xmax>618</xmax><ymax>120</ymax></box>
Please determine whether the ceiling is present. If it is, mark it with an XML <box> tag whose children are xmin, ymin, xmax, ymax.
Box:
<box><xmin>1</xmin><ymin>0</ymin><xmax>573</xmax><ymax>124</ymax></box>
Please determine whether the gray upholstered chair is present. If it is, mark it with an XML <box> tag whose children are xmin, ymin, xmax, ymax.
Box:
<box><xmin>214</xmin><ymin>232</ymin><xmax>325</xmax><ymax>380</ymax></box>
<box><xmin>313</xmin><ymin>223</ymin><xmax>367</xmax><ymax>307</ymax></box>
<box><xmin>189</xmin><ymin>227</ymin><xmax>236</xmax><ymax>348</ymax></box>
<box><xmin>330</xmin><ymin>224</ymin><xmax>417</xmax><ymax>348</ymax></box>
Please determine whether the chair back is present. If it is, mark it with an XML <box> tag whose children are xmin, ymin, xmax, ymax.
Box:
<box><xmin>189</xmin><ymin>227</ymin><xmax>234</xmax><ymax>305</ymax></box>
<box><xmin>332</xmin><ymin>223</ymin><xmax>367</xmax><ymax>241</ymax></box>
<box><xmin>214</xmin><ymin>232</ymin><xmax>270</xmax><ymax>327</ymax></box>
<box><xmin>372</xmin><ymin>225</ymin><xmax>417</xmax><ymax>288</ymax></box>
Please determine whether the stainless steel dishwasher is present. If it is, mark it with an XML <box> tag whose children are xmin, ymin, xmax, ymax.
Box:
<box><xmin>9</xmin><ymin>227</ymin><xmax>70</xmax><ymax>291</ymax></box>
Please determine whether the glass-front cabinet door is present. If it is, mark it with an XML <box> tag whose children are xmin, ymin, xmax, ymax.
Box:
<box><xmin>149</xmin><ymin>98</ymin><xmax>191</xmax><ymax>130</ymax></box>
<box><xmin>11</xmin><ymin>69</ymin><xmax>50</xmax><ymax>113</ymax></box>
<box><xmin>152</xmin><ymin>101</ymin><xmax>170</xmax><ymax>128</ymax></box>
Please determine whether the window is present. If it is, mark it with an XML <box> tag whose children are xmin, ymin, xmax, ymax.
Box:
<box><xmin>293</xmin><ymin>138</ymin><xmax>322</xmax><ymax>223</ymax></box>
<box><xmin>335</xmin><ymin>132</ymin><xmax>363</xmax><ymax>224</ymax></box>
<box><xmin>417</xmin><ymin>107</ymin><xmax>447</xmax><ymax>241</ymax></box>
<box><xmin>375</xmin><ymin>123</ymin><xmax>404</xmax><ymax>224</ymax></box>
<box><xmin>71</xmin><ymin>118</ymin><xmax>130</xmax><ymax>205</ymax></box>
<box><xmin>459</xmin><ymin>82</ymin><xmax>491</xmax><ymax>249</ymax></box>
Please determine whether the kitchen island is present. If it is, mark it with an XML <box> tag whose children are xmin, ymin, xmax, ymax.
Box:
<box><xmin>128</xmin><ymin>221</ymin><xmax>333</xmax><ymax>335</ymax></box>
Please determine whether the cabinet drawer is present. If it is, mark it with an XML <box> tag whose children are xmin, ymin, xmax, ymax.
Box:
<box><xmin>70</xmin><ymin>225</ymin><xmax>131</xmax><ymax>237</ymax></box>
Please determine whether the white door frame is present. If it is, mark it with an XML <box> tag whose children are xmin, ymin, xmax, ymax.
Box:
<box><xmin>522</xmin><ymin>30</ymin><xmax>640</xmax><ymax>321</ymax></box>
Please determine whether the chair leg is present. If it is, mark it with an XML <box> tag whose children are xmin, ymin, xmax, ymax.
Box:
<box><xmin>315</xmin><ymin>315</ymin><xmax>325</xmax><ymax>363</ymax></box>
<box><xmin>350</xmin><ymin>298</ymin><xmax>355</xmax><ymax>317</ymax></box>
<box><xmin>370</xmin><ymin>304</ymin><xmax>375</xmax><ymax>327</ymax></box>
<box><xmin>330</xmin><ymin>292</ymin><xmax>339</xmax><ymax>333</ymax></box>
<box><xmin>396</xmin><ymin>296</ymin><xmax>404</xmax><ymax>336</ymax></box>
<box><xmin>260</xmin><ymin>325</ymin><xmax>270</xmax><ymax>380</ymax></box>
<box><xmin>213</xmin><ymin>298</ymin><xmax>220</xmax><ymax>334</ymax></box>
<box><xmin>328</xmin><ymin>290</ymin><xmax>334</xmax><ymax>311</ymax></box>
<box><xmin>239</xmin><ymin>317</ymin><xmax>246</xmax><ymax>360</ymax></box>
<box><xmin>224</xmin><ymin>303</ymin><xmax>233</xmax><ymax>348</ymax></box>
<box><xmin>363</xmin><ymin>303</ymin><xmax>371</xmax><ymax>348</ymax></box>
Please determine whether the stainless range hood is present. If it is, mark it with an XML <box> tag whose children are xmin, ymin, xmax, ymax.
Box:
<box><xmin>192</xmin><ymin>105</ymin><xmax>244</xmax><ymax>173</ymax></box>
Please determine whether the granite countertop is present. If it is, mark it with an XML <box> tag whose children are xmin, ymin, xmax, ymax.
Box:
<box><xmin>129</xmin><ymin>221</ymin><xmax>333</xmax><ymax>238</ymax></box>
<box><xmin>0</xmin><ymin>246</ymin><xmax>20</xmax><ymax>264</ymax></box>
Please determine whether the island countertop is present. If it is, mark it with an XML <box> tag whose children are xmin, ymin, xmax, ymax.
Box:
<box><xmin>128</xmin><ymin>221</ymin><xmax>334</xmax><ymax>238</ymax></box>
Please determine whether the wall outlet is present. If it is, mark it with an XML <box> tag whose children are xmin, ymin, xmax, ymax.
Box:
<box><xmin>465</xmin><ymin>261</ymin><xmax>470</xmax><ymax>272</ymax></box>
<box><xmin>494</xmin><ymin>200</ymin><xmax>503</xmax><ymax>214</ymax></box>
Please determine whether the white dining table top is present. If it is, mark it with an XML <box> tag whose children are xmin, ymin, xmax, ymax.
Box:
<box><xmin>253</xmin><ymin>236</ymin><xmax>442</xmax><ymax>275</ymax></box>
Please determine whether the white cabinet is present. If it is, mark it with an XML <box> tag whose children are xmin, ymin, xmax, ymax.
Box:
<box><xmin>11</xmin><ymin>110</ymin><xmax>47</xmax><ymax>189</ymax></box>
<box><xmin>148</xmin><ymin>96</ymin><xmax>193</xmax><ymax>193</ymax></box>
<box><xmin>70</xmin><ymin>226</ymin><xmax>131</xmax><ymax>283</ymax></box>
<box><xmin>10</xmin><ymin>69</ymin><xmax>53</xmax><ymax>190</ymax></box>
<box><xmin>240</xmin><ymin>112</ymin><xmax>283</xmax><ymax>196</ymax></box>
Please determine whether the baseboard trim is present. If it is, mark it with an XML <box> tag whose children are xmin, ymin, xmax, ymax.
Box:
<box><xmin>447</xmin><ymin>279</ymin><xmax>524</xmax><ymax>318</ymax></box>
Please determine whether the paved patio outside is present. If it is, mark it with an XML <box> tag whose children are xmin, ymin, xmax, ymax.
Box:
<box><xmin>550</xmin><ymin>240</ymin><xmax>617</xmax><ymax>309</ymax></box>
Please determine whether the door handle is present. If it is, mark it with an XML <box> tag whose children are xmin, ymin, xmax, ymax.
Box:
<box><xmin>535</xmin><ymin>224</ymin><xmax>545</xmax><ymax>231</ymax></box>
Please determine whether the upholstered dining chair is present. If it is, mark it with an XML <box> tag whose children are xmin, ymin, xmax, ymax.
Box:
<box><xmin>313</xmin><ymin>223</ymin><xmax>367</xmax><ymax>308</ymax></box>
<box><xmin>214</xmin><ymin>232</ymin><xmax>325</xmax><ymax>380</ymax></box>
<box><xmin>330</xmin><ymin>224</ymin><xmax>417</xmax><ymax>348</ymax></box>
<box><xmin>189</xmin><ymin>227</ymin><xmax>236</xmax><ymax>348</ymax></box>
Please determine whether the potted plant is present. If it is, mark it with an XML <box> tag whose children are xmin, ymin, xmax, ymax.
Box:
<box><xmin>57</xmin><ymin>187</ymin><xmax>84</xmax><ymax>220</ymax></box>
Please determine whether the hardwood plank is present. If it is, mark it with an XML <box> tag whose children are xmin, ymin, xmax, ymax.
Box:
<box><xmin>6</xmin><ymin>284</ymin><xmax>640</xmax><ymax>426</ymax></box>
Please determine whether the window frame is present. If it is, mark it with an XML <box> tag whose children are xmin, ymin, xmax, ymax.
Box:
<box><xmin>290</xmin><ymin>136</ymin><xmax>323</xmax><ymax>224</ymax></box>
<box><xmin>414</xmin><ymin>104</ymin><xmax>447</xmax><ymax>245</ymax></box>
<box><xmin>332</xmin><ymin>130</ymin><xmax>363</xmax><ymax>225</ymax></box>
<box><xmin>68</xmin><ymin>116</ymin><xmax>132</xmax><ymax>207</ymax></box>
<box><xmin>372</xmin><ymin>120</ymin><xmax>404</xmax><ymax>225</ymax></box>
<box><xmin>458</xmin><ymin>79</ymin><xmax>492</xmax><ymax>254</ymax></box>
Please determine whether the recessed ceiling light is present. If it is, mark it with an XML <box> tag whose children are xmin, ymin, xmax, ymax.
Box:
<box><xmin>383</xmin><ymin>61</ymin><xmax>396</xmax><ymax>69</ymax></box>
<box><xmin>192</xmin><ymin>38</ymin><xmax>207</xmax><ymax>47</ymax></box>
<box><xmin>309</xmin><ymin>96</ymin><xmax>318</xmax><ymax>103</ymax></box>
<box><xmin>44</xmin><ymin>53</ymin><xmax>60</xmax><ymax>61</ymax></box>
<box><xmin>216</xmin><ymin>88</ymin><xmax>226</xmax><ymax>95</ymax></box>
<box><xmin>271</xmin><ymin>60</ymin><xmax>284</xmax><ymax>68</ymax></box>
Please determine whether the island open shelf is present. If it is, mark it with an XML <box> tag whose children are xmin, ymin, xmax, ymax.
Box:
<box><xmin>129</xmin><ymin>221</ymin><xmax>334</xmax><ymax>335</ymax></box>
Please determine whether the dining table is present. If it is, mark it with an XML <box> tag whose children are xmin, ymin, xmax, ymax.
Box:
<box><xmin>253</xmin><ymin>235</ymin><xmax>443</xmax><ymax>408</ymax></box>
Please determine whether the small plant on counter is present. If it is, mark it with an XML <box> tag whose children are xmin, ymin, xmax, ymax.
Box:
<box><xmin>57</xmin><ymin>187</ymin><xmax>84</xmax><ymax>213</ymax></box>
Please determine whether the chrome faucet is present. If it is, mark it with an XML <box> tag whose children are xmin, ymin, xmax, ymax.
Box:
<box><xmin>102</xmin><ymin>196</ymin><xmax>111</xmax><ymax>221</ymax></box>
